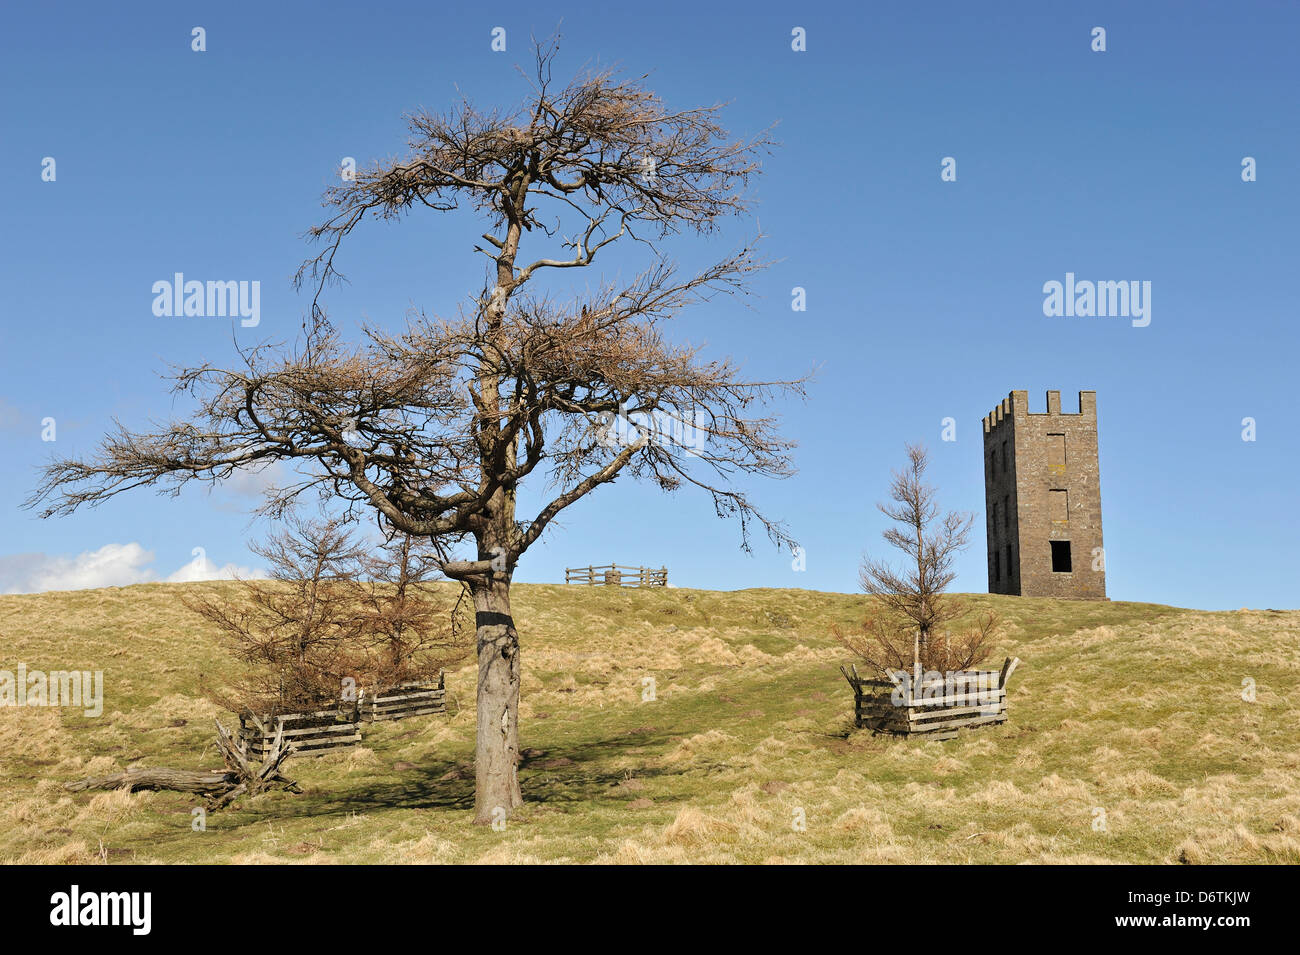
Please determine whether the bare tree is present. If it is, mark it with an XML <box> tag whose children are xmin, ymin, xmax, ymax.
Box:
<box><xmin>834</xmin><ymin>443</ymin><xmax>995</xmax><ymax>677</ymax></box>
<box><xmin>187</xmin><ymin>514</ymin><xmax>368</xmax><ymax>716</ymax></box>
<box><xmin>29</xmin><ymin>40</ymin><xmax>805</xmax><ymax>823</ymax></box>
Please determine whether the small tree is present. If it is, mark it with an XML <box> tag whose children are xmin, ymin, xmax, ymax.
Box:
<box><xmin>188</xmin><ymin>515</ymin><xmax>368</xmax><ymax>716</ymax></box>
<box><xmin>356</xmin><ymin>531</ymin><xmax>466</xmax><ymax>691</ymax></box>
<box><xmin>834</xmin><ymin>443</ymin><xmax>996</xmax><ymax>677</ymax></box>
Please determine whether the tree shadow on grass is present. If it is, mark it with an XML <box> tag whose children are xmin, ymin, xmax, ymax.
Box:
<box><xmin>515</xmin><ymin>732</ymin><xmax>719</xmax><ymax>809</ymax></box>
<box><xmin>223</xmin><ymin>726</ymin><xmax>695</xmax><ymax>826</ymax></box>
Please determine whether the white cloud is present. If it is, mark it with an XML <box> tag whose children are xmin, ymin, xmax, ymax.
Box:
<box><xmin>12</xmin><ymin>542</ymin><xmax>156</xmax><ymax>593</ymax></box>
<box><xmin>0</xmin><ymin>543</ymin><xmax>265</xmax><ymax>595</ymax></box>
<box><xmin>224</xmin><ymin>460</ymin><xmax>286</xmax><ymax>496</ymax></box>
<box><xmin>210</xmin><ymin>461</ymin><xmax>290</xmax><ymax>513</ymax></box>
<box><xmin>165</xmin><ymin>548</ymin><xmax>264</xmax><ymax>583</ymax></box>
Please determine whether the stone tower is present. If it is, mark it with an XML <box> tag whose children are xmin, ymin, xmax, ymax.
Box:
<box><xmin>982</xmin><ymin>390</ymin><xmax>1106</xmax><ymax>600</ymax></box>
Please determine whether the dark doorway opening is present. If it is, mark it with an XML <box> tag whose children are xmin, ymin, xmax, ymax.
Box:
<box><xmin>1050</xmin><ymin>540</ymin><xmax>1072</xmax><ymax>573</ymax></box>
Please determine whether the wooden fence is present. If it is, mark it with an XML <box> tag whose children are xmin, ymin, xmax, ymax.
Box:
<box><xmin>360</xmin><ymin>672</ymin><xmax>447</xmax><ymax>722</ymax></box>
<box><xmin>564</xmin><ymin>563</ymin><xmax>668</xmax><ymax>587</ymax></box>
<box><xmin>238</xmin><ymin>703</ymin><xmax>362</xmax><ymax>760</ymax></box>
<box><xmin>841</xmin><ymin>657</ymin><xmax>1021</xmax><ymax>741</ymax></box>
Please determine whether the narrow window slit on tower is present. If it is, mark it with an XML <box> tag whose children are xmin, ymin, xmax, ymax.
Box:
<box><xmin>1047</xmin><ymin>433</ymin><xmax>1066</xmax><ymax>476</ymax></box>
<box><xmin>1049</xmin><ymin>489</ymin><xmax>1068</xmax><ymax>524</ymax></box>
<box><xmin>1051</xmin><ymin>540</ymin><xmax>1072</xmax><ymax>573</ymax></box>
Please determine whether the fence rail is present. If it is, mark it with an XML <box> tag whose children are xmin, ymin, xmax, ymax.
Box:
<box><xmin>238</xmin><ymin>704</ymin><xmax>362</xmax><ymax>760</ymax></box>
<box><xmin>564</xmin><ymin>563</ymin><xmax>668</xmax><ymax>587</ymax></box>
<box><xmin>360</xmin><ymin>672</ymin><xmax>447</xmax><ymax>722</ymax></box>
<box><xmin>841</xmin><ymin>657</ymin><xmax>1021</xmax><ymax>741</ymax></box>
<box><xmin>237</xmin><ymin>673</ymin><xmax>451</xmax><ymax>756</ymax></box>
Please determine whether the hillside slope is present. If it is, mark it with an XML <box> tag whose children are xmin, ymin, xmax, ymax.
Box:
<box><xmin>1</xmin><ymin>583</ymin><xmax>1297</xmax><ymax>864</ymax></box>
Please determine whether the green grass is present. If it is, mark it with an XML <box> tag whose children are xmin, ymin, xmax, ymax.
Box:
<box><xmin>1</xmin><ymin>582</ymin><xmax>1297</xmax><ymax>863</ymax></box>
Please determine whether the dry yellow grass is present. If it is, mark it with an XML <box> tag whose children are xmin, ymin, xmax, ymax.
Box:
<box><xmin>1</xmin><ymin>582</ymin><xmax>1297</xmax><ymax>864</ymax></box>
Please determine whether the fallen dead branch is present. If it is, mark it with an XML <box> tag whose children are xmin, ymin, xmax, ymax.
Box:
<box><xmin>65</xmin><ymin>718</ymin><xmax>300</xmax><ymax>809</ymax></box>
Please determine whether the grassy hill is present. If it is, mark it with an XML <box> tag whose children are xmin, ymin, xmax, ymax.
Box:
<box><xmin>1</xmin><ymin>582</ymin><xmax>1297</xmax><ymax>864</ymax></box>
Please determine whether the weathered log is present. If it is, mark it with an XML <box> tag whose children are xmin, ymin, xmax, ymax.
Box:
<box><xmin>64</xmin><ymin>767</ymin><xmax>237</xmax><ymax>794</ymax></box>
<box><xmin>65</xmin><ymin>718</ymin><xmax>300</xmax><ymax>808</ymax></box>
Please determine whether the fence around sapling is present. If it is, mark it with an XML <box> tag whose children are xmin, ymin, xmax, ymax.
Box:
<box><xmin>841</xmin><ymin>657</ymin><xmax>1021</xmax><ymax>740</ymax></box>
<box><xmin>564</xmin><ymin>563</ymin><xmax>668</xmax><ymax>587</ymax></box>
<box><xmin>360</xmin><ymin>672</ymin><xmax>447</xmax><ymax>722</ymax></box>
<box><xmin>238</xmin><ymin>703</ymin><xmax>363</xmax><ymax>760</ymax></box>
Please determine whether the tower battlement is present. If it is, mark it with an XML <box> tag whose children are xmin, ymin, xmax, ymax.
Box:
<box><xmin>981</xmin><ymin>389</ymin><xmax>1106</xmax><ymax>600</ymax></box>
<box><xmin>984</xmin><ymin>390</ymin><xmax>1097</xmax><ymax>433</ymax></box>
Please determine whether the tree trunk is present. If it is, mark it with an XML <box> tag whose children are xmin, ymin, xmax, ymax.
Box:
<box><xmin>470</xmin><ymin>573</ymin><xmax>522</xmax><ymax>823</ymax></box>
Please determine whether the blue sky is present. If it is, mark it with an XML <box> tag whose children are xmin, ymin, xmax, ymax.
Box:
<box><xmin>1</xmin><ymin>0</ymin><xmax>1296</xmax><ymax>609</ymax></box>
